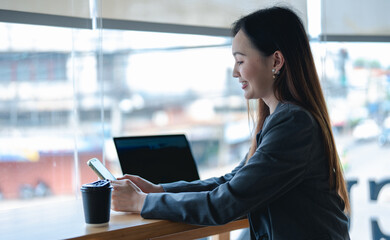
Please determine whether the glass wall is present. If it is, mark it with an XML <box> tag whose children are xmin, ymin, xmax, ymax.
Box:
<box><xmin>311</xmin><ymin>41</ymin><xmax>390</xmax><ymax>239</ymax></box>
<box><xmin>1</xmin><ymin>5</ymin><xmax>390</xmax><ymax>240</ymax></box>
<box><xmin>100</xmin><ymin>29</ymin><xmax>248</xmax><ymax>179</ymax></box>
<box><xmin>0</xmin><ymin>22</ymin><xmax>105</xmax><ymax>207</ymax></box>
<box><xmin>0</xmin><ymin>22</ymin><xmax>248</xmax><ymax>210</ymax></box>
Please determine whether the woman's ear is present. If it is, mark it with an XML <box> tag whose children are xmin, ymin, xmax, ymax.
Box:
<box><xmin>273</xmin><ymin>50</ymin><xmax>285</xmax><ymax>71</ymax></box>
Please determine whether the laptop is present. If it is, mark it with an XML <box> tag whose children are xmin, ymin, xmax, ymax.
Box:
<box><xmin>113</xmin><ymin>134</ymin><xmax>200</xmax><ymax>184</ymax></box>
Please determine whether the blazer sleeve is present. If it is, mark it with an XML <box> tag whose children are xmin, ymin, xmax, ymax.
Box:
<box><xmin>161</xmin><ymin>156</ymin><xmax>247</xmax><ymax>193</ymax></box>
<box><xmin>141</xmin><ymin>108</ymin><xmax>316</xmax><ymax>225</ymax></box>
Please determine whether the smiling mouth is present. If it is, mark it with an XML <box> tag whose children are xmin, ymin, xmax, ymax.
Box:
<box><xmin>240</xmin><ymin>81</ymin><xmax>248</xmax><ymax>89</ymax></box>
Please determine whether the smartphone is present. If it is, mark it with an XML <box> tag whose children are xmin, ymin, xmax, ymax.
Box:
<box><xmin>87</xmin><ymin>158</ymin><xmax>117</xmax><ymax>181</ymax></box>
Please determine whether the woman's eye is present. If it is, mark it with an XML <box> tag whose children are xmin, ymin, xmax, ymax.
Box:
<box><xmin>236</xmin><ymin>61</ymin><xmax>243</xmax><ymax>65</ymax></box>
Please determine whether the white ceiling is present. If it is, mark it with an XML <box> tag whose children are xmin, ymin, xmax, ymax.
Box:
<box><xmin>0</xmin><ymin>0</ymin><xmax>389</xmax><ymax>38</ymax></box>
<box><xmin>322</xmin><ymin>0</ymin><xmax>390</xmax><ymax>36</ymax></box>
<box><xmin>0</xmin><ymin>0</ymin><xmax>307</xmax><ymax>29</ymax></box>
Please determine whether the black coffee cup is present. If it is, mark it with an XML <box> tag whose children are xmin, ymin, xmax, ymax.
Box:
<box><xmin>80</xmin><ymin>180</ymin><xmax>112</xmax><ymax>227</ymax></box>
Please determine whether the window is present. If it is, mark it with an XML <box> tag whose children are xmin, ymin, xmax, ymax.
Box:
<box><xmin>0</xmin><ymin>22</ymin><xmax>245</xmax><ymax>211</ymax></box>
<box><xmin>0</xmin><ymin>5</ymin><xmax>389</xmax><ymax>240</ymax></box>
<box><xmin>311</xmin><ymin>41</ymin><xmax>390</xmax><ymax>239</ymax></box>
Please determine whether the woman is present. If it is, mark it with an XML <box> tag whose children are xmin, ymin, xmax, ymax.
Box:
<box><xmin>111</xmin><ymin>6</ymin><xmax>350</xmax><ymax>239</ymax></box>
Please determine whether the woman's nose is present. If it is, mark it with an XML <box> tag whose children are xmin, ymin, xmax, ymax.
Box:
<box><xmin>232</xmin><ymin>66</ymin><xmax>240</xmax><ymax>78</ymax></box>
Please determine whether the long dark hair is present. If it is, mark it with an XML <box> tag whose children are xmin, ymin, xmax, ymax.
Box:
<box><xmin>232</xmin><ymin>6</ymin><xmax>350</xmax><ymax>212</ymax></box>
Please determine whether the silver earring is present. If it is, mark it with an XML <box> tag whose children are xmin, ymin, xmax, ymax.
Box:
<box><xmin>272</xmin><ymin>68</ymin><xmax>279</xmax><ymax>79</ymax></box>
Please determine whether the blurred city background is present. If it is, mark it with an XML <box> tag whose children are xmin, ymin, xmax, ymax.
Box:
<box><xmin>0</xmin><ymin>1</ymin><xmax>390</xmax><ymax>239</ymax></box>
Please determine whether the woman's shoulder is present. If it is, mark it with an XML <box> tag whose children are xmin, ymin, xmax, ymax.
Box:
<box><xmin>265</xmin><ymin>102</ymin><xmax>317</xmax><ymax>129</ymax></box>
<box><xmin>276</xmin><ymin>102</ymin><xmax>308</xmax><ymax>113</ymax></box>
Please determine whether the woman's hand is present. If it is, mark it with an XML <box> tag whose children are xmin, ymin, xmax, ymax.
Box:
<box><xmin>117</xmin><ymin>174</ymin><xmax>165</xmax><ymax>193</ymax></box>
<box><xmin>110</xmin><ymin>179</ymin><xmax>147</xmax><ymax>213</ymax></box>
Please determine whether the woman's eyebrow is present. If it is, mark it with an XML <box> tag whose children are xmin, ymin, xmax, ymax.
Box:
<box><xmin>233</xmin><ymin>52</ymin><xmax>245</xmax><ymax>56</ymax></box>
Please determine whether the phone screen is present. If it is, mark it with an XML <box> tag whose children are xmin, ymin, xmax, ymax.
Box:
<box><xmin>87</xmin><ymin>158</ymin><xmax>117</xmax><ymax>181</ymax></box>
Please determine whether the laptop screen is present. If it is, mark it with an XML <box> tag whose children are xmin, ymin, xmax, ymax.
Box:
<box><xmin>113</xmin><ymin>134</ymin><xmax>200</xmax><ymax>184</ymax></box>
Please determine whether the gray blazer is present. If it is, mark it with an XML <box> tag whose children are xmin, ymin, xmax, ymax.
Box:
<box><xmin>141</xmin><ymin>102</ymin><xmax>350</xmax><ymax>240</ymax></box>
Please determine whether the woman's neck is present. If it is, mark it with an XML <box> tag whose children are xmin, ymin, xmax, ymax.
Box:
<box><xmin>263</xmin><ymin>96</ymin><xmax>279</xmax><ymax>114</ymax></box>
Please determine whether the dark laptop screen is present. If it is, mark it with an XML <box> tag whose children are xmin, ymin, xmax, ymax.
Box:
<box><xmin>113</xmin><ymin>134</ymin><xmax>200</xmax><ymax>184</ymax></box>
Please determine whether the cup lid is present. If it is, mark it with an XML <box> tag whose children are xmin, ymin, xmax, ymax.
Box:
<box><xmin>81</xmin><ymin>180</ymin><xmax>112</xmax><ymax>192</ymax></box>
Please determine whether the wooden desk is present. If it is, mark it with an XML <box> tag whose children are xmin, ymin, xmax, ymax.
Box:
<box><xmin>0</xmin><ymin>199</ymin><xmax>248</xmax><ymax>240</ymax></box>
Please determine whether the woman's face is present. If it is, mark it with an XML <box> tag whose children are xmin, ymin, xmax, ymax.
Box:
<box><xmin>232</xmin><ymin>30</ymin><xmax>274</xmax><ymax>100</ymax></box>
